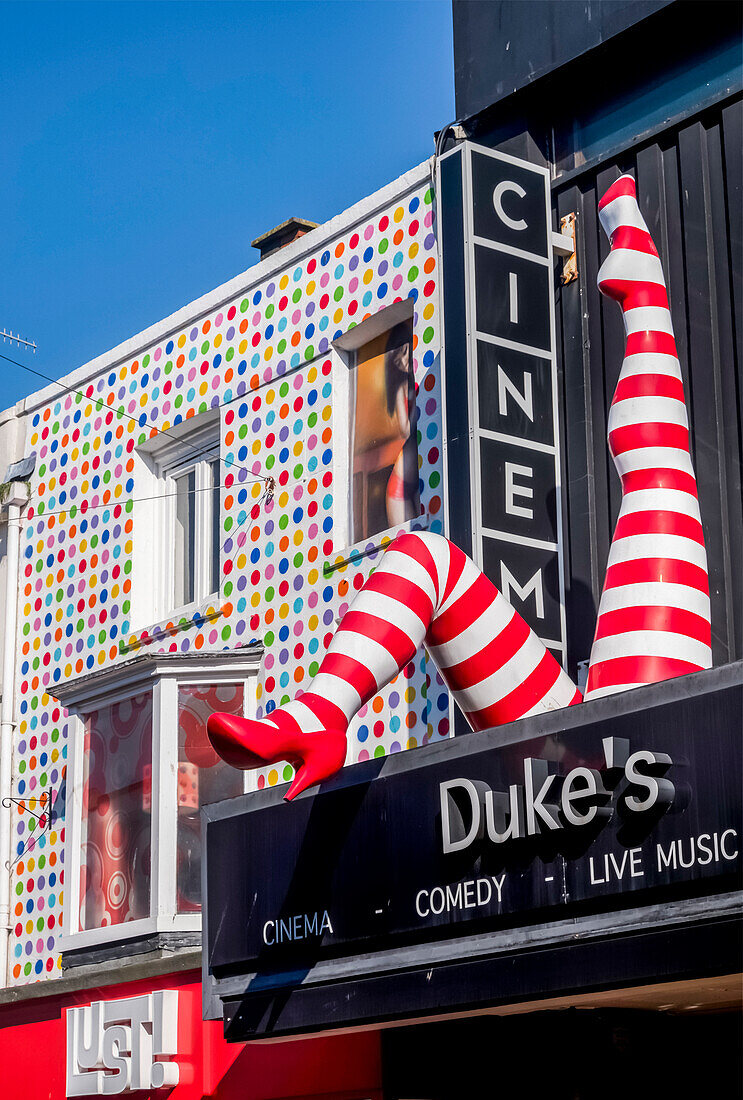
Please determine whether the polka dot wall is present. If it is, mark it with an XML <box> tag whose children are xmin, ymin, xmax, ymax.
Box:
<box><xmin>9</xmin><ymin>167</ymin><xmax>447</xmax><ymax>984</ymax></box>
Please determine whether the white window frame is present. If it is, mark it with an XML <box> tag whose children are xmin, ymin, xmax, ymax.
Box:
<box><xmin>55</xmin><ymin>649</ymin><xmax>261</xmax><ymax>955</ymax></box>
<box><xmin>331</xmin><ymin>298</ymin><xmax>427</xmax><ymax>561</ymax></box>
<box><xmin>131</xmin><ymin>413</ymin><xmax>221</xmax><ymax>630</ymax></box>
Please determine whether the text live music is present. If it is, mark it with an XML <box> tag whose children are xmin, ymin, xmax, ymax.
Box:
<box><xmin>418</xmin><ymin>734</ymin><xmax>739</xmax><ymax>920</ymax></box>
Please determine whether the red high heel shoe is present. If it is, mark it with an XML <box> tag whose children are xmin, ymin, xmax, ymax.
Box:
<box><xmin>206</xmin><ymin>712</ymin><xmax>348</xmax><ymax>802</ymax></box>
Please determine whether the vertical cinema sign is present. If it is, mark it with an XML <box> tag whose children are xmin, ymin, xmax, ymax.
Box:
<box><xmin>437</xmin><ymin>141</ymin><xmax>566</xmax><ymax>666</ymax></box>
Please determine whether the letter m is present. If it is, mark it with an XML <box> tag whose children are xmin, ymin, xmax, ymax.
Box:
<box><xmin>500</xmin><ymin>563</ymin><xmax>545</xmax><ymax>619</ymax></box>
<box><xmin>657</xmin><ymin>841</ymin><xmax>677</xmax><ymax>872</ymax></box>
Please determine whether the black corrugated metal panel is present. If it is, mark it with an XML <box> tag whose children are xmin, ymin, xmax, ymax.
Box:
<box><xmin>555</xmin><ymin>98</ymin><xmax>743</xmax><ymax>674</ymax></box>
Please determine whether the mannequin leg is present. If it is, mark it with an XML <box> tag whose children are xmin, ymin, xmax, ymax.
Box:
<box><xmin>208</xmin><ymin>531</ymin><xmax>580</xmax><ymax>798</ymax></box>
<box><xmin>585</xmin><ymin>175</ymin><xmax>712</xmax><ymax>699</ymax></box>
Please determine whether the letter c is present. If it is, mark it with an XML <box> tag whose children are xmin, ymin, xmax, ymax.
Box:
<box><xmin>262</xmin><ymin>920</ymin><xmax>275</xmax><ymax>945</ymax></box>
<box><xmin>415</xmin><ymin>890</ymin><xmax>430</xmax><ymax>918</ymax></box>
<box><xmin>493</xmin><ymin>180</ymin><xmax>528</xmax><ymax>231</ymax></box>
<box><xmin>720</xmin><ymin>829</ymin><xmax>739</xmax><ymax>860</ymax></box>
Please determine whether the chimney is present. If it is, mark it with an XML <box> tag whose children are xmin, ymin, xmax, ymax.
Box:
<box><xmin>251</xmin><ymin>217</ymin><xmax>318</xmax><ymax>261</ymax></box>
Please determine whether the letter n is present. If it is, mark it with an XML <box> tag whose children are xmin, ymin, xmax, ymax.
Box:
<box><xmin>498</xmin><ymin>364</ymin><xmax>534</xmax><ymax>422</ymax></box>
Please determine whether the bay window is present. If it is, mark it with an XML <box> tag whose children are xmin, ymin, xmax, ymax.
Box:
<box><xmin>175</xmin><ymin>683</ymin><xmax>245</xmax><ymax>913</ymax></box>
<box><xmin>55</xmin><ymin>649</ymin><xmax>260</xmax><ymax>961</ymax></box>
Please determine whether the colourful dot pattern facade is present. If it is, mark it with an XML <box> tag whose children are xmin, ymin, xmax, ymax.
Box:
<box><xmin>10</xmin><ymin>170</ymin><xmax>448</xmax><ymax>984</ymax></box>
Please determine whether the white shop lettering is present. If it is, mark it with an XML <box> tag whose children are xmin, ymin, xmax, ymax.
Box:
<box><xmin>656</xmin><ymin>829</ymin><xmax>739</xmax><ymax>872</ymax></box>
<box><xmin>416</xmin><ymin>875</ymin><xmax>505</xmax><ymax>918</ymax></box>
<box><xmin>66</xmin><ymin>991</ymin><xmax>179</xmax><ymax>1096</ymax></box>
<box><xmin>262</xmin><ymin>909</ymin><xmax>334</xmax><ymax>945</ymax></box>
<box><xmin>439</xmin><ymin>736</ymin><xmax>675</xmax><ymax>855</ymax></box>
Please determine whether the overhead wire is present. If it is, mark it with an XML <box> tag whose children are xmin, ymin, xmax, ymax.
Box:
<box><xmin>3</xmin><ymin>304</ymin><xmax>283</xmax><ymax>655</ymax></box>
<box><xmin>0</xmin><ymin>350</ymin><xmax>273</xmax><ymax>489</ymax></box>
<box><xmin>7</xmin><ymin>350</ymin><xmax>279</xmax><ymax>624</ymax></box>
<box><xmin>221</xmin><ymin>478</ymin><xmax>274</xmax><ymax>565</ymax></box>
<box><xmin>118</xmin><ymin>477</ymin><xmax>275</xmax><ymax>654</ymax></box>
<box><xmin>22</xmin><ymin>475</ymin><xmax>271</xmax><ymax>524</ymax></box>
<box><xmin>1</xmin><ymin>350</ymin><xmax>279</xmax><ymax>535</ymax></box>
<box><xmin>117</xmin><ymin>479</ymin><xmax>276</xmax><ymax>651</ymax></box>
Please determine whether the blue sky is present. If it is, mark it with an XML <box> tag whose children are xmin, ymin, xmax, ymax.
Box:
<box><xmin>1</xmin><ymin>0</ymin><xmax>454</xmax><ymax>408</ymax></box>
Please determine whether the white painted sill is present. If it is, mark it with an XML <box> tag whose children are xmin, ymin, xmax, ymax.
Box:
<box><xmin>58</xmin><ymin>913</ymin><xmax>203</xmax><ymax>956</ymax></box>
<box><xmin>325</xmin><ymin>512</ymin><xmax>432</xmax><ymax>577</ymax></box>
<box><xmin>121</xmin><ymin>593</ymin><xmax>223</xmax><ymax>653</ymax></box>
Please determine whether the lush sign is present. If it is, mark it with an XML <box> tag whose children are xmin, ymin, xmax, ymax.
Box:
<box><xmin>66</xmin><ymin>992</ymin><xmax>180</xmax><ymax>1096</ymax></box>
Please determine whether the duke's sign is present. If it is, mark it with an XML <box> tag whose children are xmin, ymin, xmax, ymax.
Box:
<box><xmin>440</xmin><ymin>736</ymin><xmax>674</xmax><ymax>853</ymax></box>
<box><xmin>203</xmin><ymin>671</ymin><xmax>741</xmax><ymax>1008</ymax></box>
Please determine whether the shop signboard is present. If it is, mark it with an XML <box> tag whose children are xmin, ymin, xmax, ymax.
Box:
<box><xmin>203</xmin><ymin>667</ymin><xmax>742</xmax><ymax>1034</ymax></box>
<box><xmin>66</xmin><ymin>991</ymin><xmax>180</xmax><ymax>1095</ymax></box>
<box><xmin>437</xmin><ymin>141</ymin><xmax>566</xmax><ymax>663</ymax></box>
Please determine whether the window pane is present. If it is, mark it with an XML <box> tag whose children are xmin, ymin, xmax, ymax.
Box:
<box><xmin>210</xmin><ymin>458</ymin><xmax>220</xmax><ymax>596</ymax></box>
<box><xmin>80</xmin><ymin>693</ymin><xmax>153</xmax><ymax>930</ymax></box>
<box><xmin>174</xmin><ymin>470</ymin><xmax>195</xmax><ymax>607</ymax></box>
<box><xmin>176</xmin><ymin>684</ymin><xmax>245</xmax><ymax>912</ymax></box>
<box><xmin>352</xmin><ymin>318</ymin><xmax>420</xmax><ymax>542</ymax></box>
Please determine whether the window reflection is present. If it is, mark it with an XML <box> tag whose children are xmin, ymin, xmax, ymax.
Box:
<box><xmin>552</xmin><ymin>37</ymin><xmax>740</xmax><ymax>179</ymax></box>
<box><xmin>80</xmin><ymin>693</ymin><xmax>153</xmax><ymax>930</ymax></box>
<box><xmin>176</xmin><ymin>684</ymin><xmax>245</xmax><ymax>912</ymax></box>
<box><xmin>351</xmin><ymin>319</ymin><xmax>420</xmax><ymax>542</ymax></box>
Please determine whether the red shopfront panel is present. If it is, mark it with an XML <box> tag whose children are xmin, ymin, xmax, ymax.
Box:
<box><xmin>0</xmin><ymin>969</ymin><xmax>382</xmax><ymax>1100</ymax></box>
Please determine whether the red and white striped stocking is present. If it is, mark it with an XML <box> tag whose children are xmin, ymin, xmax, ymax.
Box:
<box><xmin>213</xmin><ymin>174</ymin><xmax>712</xmax><ymax>795</ymax></box>
<box><xmin>266</xmin><ymin>530</ymin><xmax>580</xmax><ymax>738</ymax></box>
<box><xmin>584</xmin><ymin>174</ymin><xmax>712</xmax><ymax>699</ymax></box>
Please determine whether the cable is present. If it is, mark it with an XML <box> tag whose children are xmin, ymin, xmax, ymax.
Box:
<box><xmin>23</xmin><ymin>473</ymin><xmax>270</xmax><ymax>524</ymax></box>
<box><xmin>3</xmin><ymin>353</ymin><xmax>273</xmax><ymax>528</ymax></box>
<box><xmin>4</xmin><ymin>351</ymin><xmax>224</xmax><ymax>464</ymax></box>
<box><xmin>115</xmin><ymin>477</ymin><xmax>275</xmax><ymax>655</ymax></box>
<box><xmin>151</xmin><ymin>439</ymin><xmax>222</xmax><ymax>469</ymax></box>
<box><xmin>6</xmin><ymin>348</ymin><xmax>279</xmax><ymax>655</ymax></box>
<box><xmin>220</xmin><ymin>478</ymin><xmax>274</xmax><ymax>569</ymax></box>
<box><xmin>430</xmin><ymin>117</ymin><xmax>467</xmax><ymax>194</ymax></box>
<box><xmin>0</xmin><ymin>351</ymin><xmax>272</xmax><ymax>489</ymax></box>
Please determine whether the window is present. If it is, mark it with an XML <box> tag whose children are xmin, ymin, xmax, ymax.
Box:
<box><xmin>132</xmin><ymin>414</ymin><xmax>222</xmax><ymax>628</ymax></box>
<box><xmin>175</xmin><ymin>683</ymin><xmax>244</xmax><ymax>912</ymax></box>
<box><xmin>170</xmin><ymin>451</ymin><xmax>220</xmax><ymax>610</ymax></box>
<box><xmin>80</xmin><ymin>693</ymin><xmax>153</xmax><ymax>930</ymax></box>
<box><xmin>56</xmin><ymin>649</ymin><xmax>260</xmax><ymax>956</ymax></box>
<box><xmin>334</xmin><ymin>300</ymin><xmax>421</xmax><ymax>548</ymax></box>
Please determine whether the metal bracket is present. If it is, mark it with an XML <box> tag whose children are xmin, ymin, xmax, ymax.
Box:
<box><xmin>2</xmin><ymin>787</ymin><xmax>54</xmax><ymax>870</ymax></box>
<box><xmin>553</xmin><ymin>213</ymin><xmax>578</xmax><ymax>284</ymax></box>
